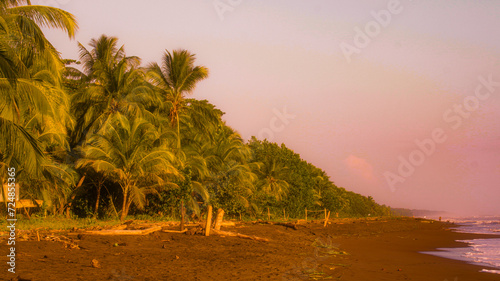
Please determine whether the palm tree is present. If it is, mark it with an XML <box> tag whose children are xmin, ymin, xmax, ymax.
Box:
<box><xmin>255</xmin><ymin>158</ymin><xmax>290</xmax><ymax>201</ymax></box>
<box><xmin>0</xmin><ymin>0</ymin><xmax>77</xmax><ymax>81</ymax></box>
<box><xmin>77</xmin><ymin>114</ymin><xmax>180</xmax><ymax>220</ymax></box>
<box><xmin>148</xmin><ymin>50</ymin><xmax>208</xmax><ymax>228</ymax></box>
<box><xmin>198</xmin><ymin>125</ymin><xmax>257</xmax><ymax>217</ymax></box>
<box><xmin>147</xmin><ymin>49</ymin><xmax>208</xmax><ymax>150</ymax></box>
<box><xmin>69</xmin><ymin>35</ymin><xmax>155</xmax><ymax>146</ymax></box>
<box><xmin>0</xmin><ymin>0</ymin><xmax>77</xmax><ymax>182</ymax></box>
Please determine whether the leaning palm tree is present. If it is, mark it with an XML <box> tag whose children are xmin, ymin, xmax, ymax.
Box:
<box><xmin>76</xmin><ymin>113</ymin><xmax>180</xmax><ymax>220</ymax></box>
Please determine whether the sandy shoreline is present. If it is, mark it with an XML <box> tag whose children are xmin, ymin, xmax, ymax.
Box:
<box><xmin>2</xmin><ymin>217</ymin><xmax>500</xmax><ymax>280</ymax></box>
<box><xmin>324</xmin><ymin>218</ymin><xmax>500</xmax><ymax>281</ymax></box>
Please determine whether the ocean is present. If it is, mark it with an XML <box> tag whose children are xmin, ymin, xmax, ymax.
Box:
<box><xmin>421</xmin><ymin>216</ymin><xmax>500</xmax><ymax>275</ymax></box>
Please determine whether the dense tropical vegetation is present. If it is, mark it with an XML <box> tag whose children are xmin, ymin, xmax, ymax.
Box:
<box><xmin>1</xmin><ymin>1</ymin><xmax>395</xmax><ymax>221</ymax></box>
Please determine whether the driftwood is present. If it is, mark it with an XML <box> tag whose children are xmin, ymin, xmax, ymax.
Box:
<box><xmin>274</xmin><ymin>222</ymin><xmax>299</xmax><ymax>230</ymax></box>
<box><xmin>86</xmin><ymin>226</ymin><xmax>162</xmax><ymax>236</ymax></box>
<box><xmin>324</xmin><ymin>211</ymin><xmax>331</xmax><ymax>227</ymax></box>
<box><xmin>162</xmin><ymin>229</ymin><xmax>188</xmax><ymax>233</ymax></box>
<box><xmin>294</xmin><ymin>219</ymin><xmax>307</xmax><ymax>224</ymax></box>
<box><xmin>254</xmin><ymin>221</ymin><xmax>300</xmax><ymax>230</ymax></box>
<box><xmin>220</xmin><ymin>221</ymin><xmax>236</xmax><ymax>227</ymax></box>
<box><xmin>110</xmin><ymin>224</ymin><xmax>128</xmax><ymax>230</ymax></box>
<box><xmin>212</xmin><ymin>229</ymin><xmax>269</xmax><ymax>242</ymax></box>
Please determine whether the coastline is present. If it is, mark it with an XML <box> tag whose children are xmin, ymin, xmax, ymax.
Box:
<box><xmin>3</xmin><ymin>217</ymin><xmax>500</xmax><ymax>280</ymax></box>
<box><xmin>320</xmin><ymin>218</ymin><xmax>500</xmax><ymax>281</ymax></box>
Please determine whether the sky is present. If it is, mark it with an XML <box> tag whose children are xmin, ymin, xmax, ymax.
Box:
<box><xmin>33</xmin><ymin>0</ymin><xmax>500</xmax><ymax>216</ymax></box>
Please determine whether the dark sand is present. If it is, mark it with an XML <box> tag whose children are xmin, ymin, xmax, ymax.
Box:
<box><xmin>2</xmin><ymin>217</ymin><xmax>499</xmax><ymax>280</ymax></box>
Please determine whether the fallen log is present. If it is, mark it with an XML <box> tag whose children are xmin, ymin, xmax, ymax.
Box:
<box><xmin>86</xmin><ymin>226</ymin><xmax>162</xmax><ymax>236</ymax></box>
<box><xmin>220</xmin><ymin>221</ymin><xmax>236</xmax><ymax>227</ymax></box>
<box><xmin>274</xmin><ymin>222</ymin><xmax>298</xmax><ymax>230</ymax></box>
<box><xmin>162</xmin><ymin>229</ymin><xmax>188</xmax><ymax>234</ymax></box>
<box><xmin>110</xmin><ymin>224</ymin><xmax>128</xmax><ymax>230</ymax></box>
<box><xmin>212</xmin><ymin>229</ymin><xmax>269</xmax><ymax>242</ymax></box>
<box><xmin>254</xmin><ymin>221</ymin><xmax>299</xmax><ymax>230</ymax></box>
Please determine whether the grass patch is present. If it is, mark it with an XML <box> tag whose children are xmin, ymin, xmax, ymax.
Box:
<box><xmin>11</xmin><ymin>213</ymin><xmax>183</xmax><ymax>231</ymax></box>
<box><xmin>15</xmin><ymin>216</ymin><xmax>123</xmax><ymax>231</ymax></box>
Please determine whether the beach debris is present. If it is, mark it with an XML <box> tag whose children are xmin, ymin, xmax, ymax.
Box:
<box><xmin>91</xmin><ymin>259</ymin><xmax>101</xmax><ymax>268</ymax></box>
<box><xmin>212</xmin><ymin>229</ymin><xmax>270</xmax><ymax>242</ymax></box>
<box><xmin>86</xmin><ymin>226</ymin><xmax>162</xmax><ymax>236</ymax></box>
<box><xmin>110</xmin><ymin>224</ymin><xmax>128</xmax><ymax>230</ymax></box>
<box><xmin>162</xmin><ymin>228</ymin><xmax>187</xmax><ymax>233</ymax></box>
<box><xmin>324</xmin><ymin>211</ymin><xmax>331</xmax><ymax>227</ymax></box>
<box><xmin>44</xmin><ymin>234</ymin><xmax>80</xmax><ymax>249</ymax></box>
<box><xmin>186</xmin><ymin>227</ymin><xmax>203</xmax><ymax>235</ymax></box>
<box><xmin>274</xmin><ymin>222</ymin><xmax>299</xmax><ymax>230</ymax></box>
<box><xmin>254</xmin><ymin>221</ymin><xmax>301</xmax><ymax>230</ymax></box>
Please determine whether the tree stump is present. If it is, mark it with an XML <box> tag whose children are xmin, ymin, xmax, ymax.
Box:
<box><xmin>213</xmin><ymin>208</ymin><xmax>225</xmax><ymax>230</ymax></box>
<box><xmin>205</xmin><ymin>205</ymin><xmax>213</xmax><ymax>236</ymax></box>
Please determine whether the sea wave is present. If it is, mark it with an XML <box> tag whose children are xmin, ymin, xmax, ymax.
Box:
<box><xmin>458</xmin><ymin>239</ymin><xmax>500</xmax><ymax>269</ymax></box>
<box><xmin>422</xmin><ymin>216</ymin><xmax>500</xmax><ymax>274</ymax></box>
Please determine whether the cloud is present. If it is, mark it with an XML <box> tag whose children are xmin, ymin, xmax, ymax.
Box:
<box><xmin>344</xmin><ymin>155</ymin><xmax>376</xmax><ymax>182</ymax></box>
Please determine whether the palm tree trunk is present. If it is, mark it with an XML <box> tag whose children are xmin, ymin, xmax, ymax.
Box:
<box><xmin>180</xmin><ymin>200</ymin><xmax>185</xmax><ymax>230</ymax></box>
<box><xmin>93</xmin><ymin>182</ymin><xmax>102</xmax><ymax>219</ymax></box>
<box><xmin>121</xmin><ymin>189</ymin><xmax>128</xmax><ymax>221</ymax></box>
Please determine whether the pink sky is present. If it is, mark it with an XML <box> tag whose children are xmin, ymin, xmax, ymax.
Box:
<box><xmin>35</xmin><ymin>0</ymin><xmax>500</xmax><ymax>216</ymax></box>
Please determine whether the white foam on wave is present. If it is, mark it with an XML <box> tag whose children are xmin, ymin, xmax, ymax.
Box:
<box><xmin>458</xmin><ymin>239</ymin><xmax>500</xmax><ymax>269</ymax></box>
<box><xmin>421</xmin><ymin>217</ymin><xmax>500</xmax><ymax>274</ymax></box>
<box><xmin>481</xmin><ymin>269</ymin><xmax>500</xmax><ymax>274</ymax></box>
<box><xmin>448</xmin><ymin>218</ymin><xmax>500</xmax><ymax>235</ymax></box>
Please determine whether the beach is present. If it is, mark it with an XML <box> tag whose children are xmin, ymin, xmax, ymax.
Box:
<box><xmin>3</xmin><ymin>217</ymin><xmax>500</xmax><ymax>280</ymax></box>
